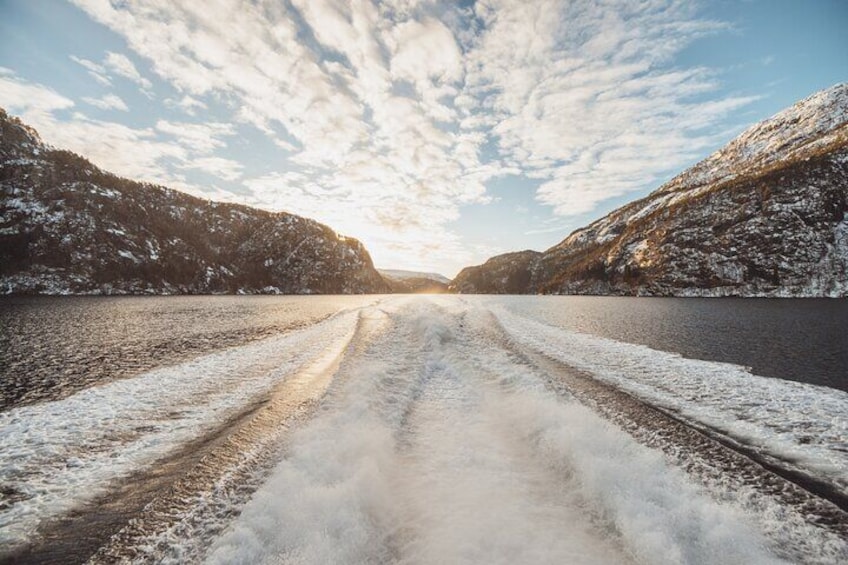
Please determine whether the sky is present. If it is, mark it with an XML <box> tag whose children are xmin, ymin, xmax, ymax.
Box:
<box><xmin>0</xmin><ymin>1</ymin><xmax>846</xmax><ymax>277</ymax></box>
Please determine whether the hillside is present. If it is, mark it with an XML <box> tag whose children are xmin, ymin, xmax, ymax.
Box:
<box><xmin>449</xmin><ymin>251</ymin><xmax>541</xmax><ymax>294</ymax></box>
<box><xmin>451</xmin><ymin>83</ymin><xmax>848</xmax><ymax>297</ymax></box>
<box><xmin>0</xmin><ymin>109</ymin><xmax>390</xmax><ymax>295</ymax></box>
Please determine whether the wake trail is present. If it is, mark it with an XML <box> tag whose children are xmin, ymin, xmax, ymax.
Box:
<box><xmin>85</xmin><ymin>306</ymin><xmax>393</xmax><ymax>564</ymax></box>
<box><xmin>0</xmin><ymin>303</ymin><xmax>384</xmax><ymax>564</ymax></box>
<box><xmin>390</xmin><ymin>311</ymin><xmax>632</xmax><ymax>565</ymax></box>
<box><xmin>472</xmin><ymin>300</ymin><xmax>848</xmax><ymax>564</ymax></box>
<box><xmin>410</xmin><ymin>301</ymin><xmax>781</xmax><ymax>564</ymax></box>
<box><xmin>12</xmin><ymin>296</ymin><xmax>836</xmax><ymax>563</ymax></box>
<box><xmin>206</xmin><ymin>298</ymin><xmax>440</xmax><ymax>564</ymax></box>
<box><xmin>207</xmin><ymin>297</ymin><xmax>785</xmax><ymax>565</ymax></box>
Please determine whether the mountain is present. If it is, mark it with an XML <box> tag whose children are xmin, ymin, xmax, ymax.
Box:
<box><xmin>378</xmin><ymin>269</ymin><xmax>450</xmax><ymax>293</ymax></box>
<box><xmin>377</xmin><ymin>269</ymin><xmax>450</xmax><ymax>284</ymax></box>
<box><xmin>448</xmin><ymin>251</ymin><xmax>541</xmax><ymax>294</ymax></box>
<box><xmin>0</xmin><ymin>109</ymin><xmax>390</xmax><ymax>295</ymax></box>
<box><xmin>450</xmin><ymin>83</ymin><xmax>848</xmax><ymax>297</ymax></box>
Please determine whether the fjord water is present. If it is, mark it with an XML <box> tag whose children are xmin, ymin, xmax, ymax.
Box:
<box><xmin>1</xmin><ymin>295</ymin><xmax>847</xmax><ymax>564</ymax></box>
<box><xmin>488</xmin><ymin>295</ymin><xmax>848</xmax><ymax>392</ymax></box>
<box><xmin>0</xmin><ymin>295</ymin><xmax>380</xmax><ymax>409</ymax></box>
<box><xmin>1</xmin><ymin>295</ymin><xmax>845</xmax><ymax>411</ymax></box>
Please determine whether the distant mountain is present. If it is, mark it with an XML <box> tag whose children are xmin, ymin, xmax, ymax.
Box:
<box><xmin>448</xmin><ymin>251</ymin><xmax>540</xmax><ymax>294</ymax></box>
<box><xmin>378</xmin><ymin>269</ymin><xmax>449</xmax><ymax>293</ymax></box>
<box><xmin>451</xmin><ymin>83</ymin><xmax>848</xmax><ymax>297</ymax></box>
<box><xmin>0</xmin><ymin>109</ymin><xmax>390</xmax><ymax>295</ymax></box>
<box><xmin>378</xmin><ymin>269</ymin><xmax>450</xmax><ymax>284</ymax></box>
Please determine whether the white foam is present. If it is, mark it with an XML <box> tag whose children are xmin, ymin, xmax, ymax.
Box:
<box><xmin>488</xmin><ymin>302</ymin><xmax>848</xmax><ymax>493</ymax></box>
<box><xmin>4</xmin><ymin>296</ymin><xmax>842</xmax><ymax>563</ymax></box>
<box><xmin>207</xmin><ymin>299</ymin><xmax>784</xmax><ymax>564</ymax></box>
<box><xmin>0</xmin><ymin>310</ymin><xmax>361</xmax><ymax>548</ymax></box>
<box><xmin>207</xmin><ymin>302</ymin><xmax>432</xmax><ymax>565</ymax></box>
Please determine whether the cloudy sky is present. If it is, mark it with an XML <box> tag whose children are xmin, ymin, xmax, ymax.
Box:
<box><xmin>1</xmin><ymin>1</ymin><xmax>846</xmax><ymax>276</ymax></box>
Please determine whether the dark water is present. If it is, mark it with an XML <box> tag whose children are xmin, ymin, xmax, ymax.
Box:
<box><xmin>489</xmin><ymin>296</ymin><xmax>848</xmax><ymax>392</ymax></box>
<box><xmin>0</xmin><ymin>295</ymin><xmax>380</xmax><ymax>410</ymax></box>
<box><xmin>1</xmin><ymin>296</ymin><xmax>846</xmax><ymax>412</ymax></box>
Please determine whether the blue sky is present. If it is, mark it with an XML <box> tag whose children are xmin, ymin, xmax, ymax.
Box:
<box><xmin>0</xmin><ymin>0</ymin><xmax>845</xmax><ymax>277</ymax></box>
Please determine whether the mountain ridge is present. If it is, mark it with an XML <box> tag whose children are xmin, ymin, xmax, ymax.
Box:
<box><xmin>378</xmin><ymin>269</ymin><xmax>450</xmax><ymax>294</ymax></box>
<box><xmin>451</xmin><ymin>83</ymin><xmax>848</xmax><ymax>297</ymax></box>
<box><xmin>0</xmin><ymin>108</ymin><xmax>390</xmax><ymax>295</ymax></box>
<box><xmin>377</xmin><ymin>269</ymin><xmax>450</xmax><ymax>284</ymax></box>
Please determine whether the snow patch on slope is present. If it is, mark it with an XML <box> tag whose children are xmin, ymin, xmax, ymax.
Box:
<box><xmin>659</xmin><ymin>82</ymin><xmax>848</xmax><ymax>195</ymax></box>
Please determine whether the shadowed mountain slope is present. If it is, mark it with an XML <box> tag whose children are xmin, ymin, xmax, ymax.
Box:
<box><xmin>0</xmin><ymin>109</ymin><xmax>389</xmax><ymax>295</ymax></box>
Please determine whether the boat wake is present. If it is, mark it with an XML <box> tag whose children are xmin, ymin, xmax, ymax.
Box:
<box><xmin>1</xmin><ymin>296</ymin><xmax>846</xmax><ymax>564</ymax></box>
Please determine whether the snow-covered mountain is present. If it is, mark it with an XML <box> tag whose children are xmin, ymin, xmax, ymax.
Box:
<box><xmin>377</xmin><ymin>269</ymin><xmax>450</xmax><ymax>284</ymax></box>
<box><xmin>451</xmin><ymin>83</ymin><xmax>848</xmax><ymax>296</ymax></box>
<box><xmin>378</xmin><ymin>269</ymin><xmax>450</xmax><ymax>293</ymax></box>
<box><xmin>0</xmin><ymin>109</ymin><xmax>390</xmax><ymax>295</ymax></box>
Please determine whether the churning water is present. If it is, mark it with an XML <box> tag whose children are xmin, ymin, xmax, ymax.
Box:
<box><xmin>1</xmin><ymin>295</ymin><xmax>846</xmax><ymax>564</ymax></box>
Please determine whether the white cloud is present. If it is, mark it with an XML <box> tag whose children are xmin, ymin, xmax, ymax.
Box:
<box><xmin>0</xmin><ymin>70</ymin><xmax>244</xmax><ymax>190</ymax></box>
<box><xmin>462</xmin><ymin>0</ymin><xmax>754</xmax><ymax>217</ymax></box>
<box><xmin>55</xmin><ymin>0</ymin><xmax>758</xmax><ymax>273</ymax></box>
<box><xmin>47</xmin><ymin>116</ymin><xmax>188</xmax><ymax>186</ymax></box>
<box><xmin>182</xmin><ymin>156</ymin><xmax>243</xmax><ymax>181</ymax></box>
<box><xmin>71</xmin><ymin>0</ymin><xmax>367</xmax><ymax>158</ymax></box>
<box><xmin>155</xmin><ymin>120</ymin><xmax>235</xmax><ymax>154</ymax></box>
<box><xmin>390</xmin><ymin>18</ymin><xmax>463</xmax><ymax>85</ymax></box>
<box><xmin>388</xmin><ymin>16</ymin><xmax>464</xmax><ymax>122</ymax></box>
<box><xmin>165</xmin><ymin>95</ymin><xmax>208</xmax><ymax>116</ymax></box>
<box><xmin>0</xmin><ymin>72</ymin><xmax>74</xmax><ymax>124</ymax></box>
<box><xmin>82</xmin><ymin>93</ymin><xmax>129</xmax><ymax>111</ymax></box>
<box><xmin>69</xmin><ymin>55</ymin><xmax>111</xmax><ymax>86</ymax></box>
<box><xmin>104</xmin><ymin>51</ymin><xmax>153</xmax><ymax>91</ymax></box>
<box><xmin>71</xmin><ymin>51</ymin><xmax>154</xmax><ymax>97</ymax></box>
<box><xmin>65</xmin><ymin>0</ymin><xmax>508</xmax><ymax>270</ymax></box>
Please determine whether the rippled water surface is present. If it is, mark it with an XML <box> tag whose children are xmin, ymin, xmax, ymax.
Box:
<box><xmin>2</xmin><ymin>296</ymin><xmax>846</xmax><ymax>412</ymax></box>
<box><xmin>2</xmin><ymin>295</ymin><xmax>847</xmax><ymax>564</ymax></box>
<box><xmin>0</xmin><ymin>295</ymin><xmax>380</xmax><ymax>409</ymax></box>
<box><xmin>489</xmin><ymin>296</ymin><xmax>848</xmax><ymax>392</ymax></box>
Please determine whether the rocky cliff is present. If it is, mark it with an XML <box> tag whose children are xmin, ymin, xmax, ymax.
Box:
<box><xmin>451</xmin><ymin>83</ymin><xmax>848</xmax><ymax>297</ymax></box>
<box><xmin>0</xmin><ymin>109</ymin><xmax>390</xmax><ymax>295</ymax></box>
